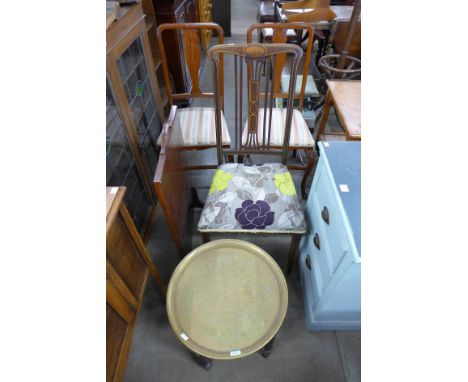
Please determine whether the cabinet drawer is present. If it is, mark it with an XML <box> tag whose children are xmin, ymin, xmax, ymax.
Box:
<box><xmin>305</xmin><ymin>221</ymin><xmax>331</xmax><ymax>291</ymax></box>
<box><xmin>305</xmin><ymin>202</ymin><xmax>332</xmax><ymax>287</ymax></box>
<box><xmin>299</xmin><ymin>231</ymin><xmax>330</xmax><ymax>299</ymax></box>
<box><xmin>299</xmin><ymin>250</ymin><xmax>320</xmax><ymax>308</ymax></box>
<box><xmin>309</xmin><ymin>163</ymin><xmax>351</xmax><ymax>274</ymax></box>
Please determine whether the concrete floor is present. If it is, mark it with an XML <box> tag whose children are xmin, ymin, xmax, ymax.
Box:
<box><xmin>124</xmin><ymin>3</ymin><xmax>360</xmax><ymax>381</ymax></box>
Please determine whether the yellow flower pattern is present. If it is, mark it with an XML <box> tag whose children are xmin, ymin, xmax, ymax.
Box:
<box><xmin>274</xmin><ymin>172</ymin><xmax>296</xmax><ymax>196</ymax></box>
<box><xmin>209</xmin><ymin>169</ymin><xmax>233</xmax><ymax>194</ymax></box>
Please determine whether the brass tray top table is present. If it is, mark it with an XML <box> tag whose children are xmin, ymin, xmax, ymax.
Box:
<box><xmin>166</xmin><ymin>239</ymin><xmax>288</xmax><ymax>370</ymax></box>
<box><xmin>317</xmin><ymin>79</ymin><xmax>361</xmax><ymax>141</ymax></box>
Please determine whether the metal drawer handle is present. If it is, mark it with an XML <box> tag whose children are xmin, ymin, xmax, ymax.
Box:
<box><xmin>321</xmin><ymin>206</ymin><xmax>330</xmax><ymax>225</ymax></box>
<box><xmin>305</xmin><ymin>255</ymin><xmax>312</xmax><ymax>270</ymax></box>
<box><xmin>313</xmin><ymin>233</ymin><xmax>320</xmax><ymax>250</ymax></box>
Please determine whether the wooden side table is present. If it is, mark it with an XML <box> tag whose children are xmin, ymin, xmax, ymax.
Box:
<box><xmin>317</xmin><ymin>80</ymin><xmax>361</xmax><ymax>141</ymax></box>
<box><xmin>166</xmin><ymin>239</ymin><xmax>288</xmax><ymax>369</ymax></box>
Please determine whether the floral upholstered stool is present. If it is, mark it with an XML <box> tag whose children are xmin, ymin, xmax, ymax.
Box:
<box><xmin>197</xmin><ymin>163</ymin><xmax>307</xmax><ymax>272</ymax></box>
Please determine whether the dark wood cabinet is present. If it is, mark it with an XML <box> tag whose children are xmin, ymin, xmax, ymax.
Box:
<box><xmin>152</xmin><ymin>0</ymin><xmax>199</xmax><ymax>94</ymax></box>
<box><xmin>212</xmin><ymin>0</ymin><xmax>230</xmax><ymax>37</ymax></box>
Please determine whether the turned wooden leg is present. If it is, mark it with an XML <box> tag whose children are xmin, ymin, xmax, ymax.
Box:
<box><xmin>201</xmin><ymin>232</ymin><xmax>210</xmax><ymax>244</ymax></box>
<box><xmin>259</xmin><ymin>336</ymin><xmax>276</xmax><ymax>358</ymax></box>
<box><xmin>286</xmin><ymin>234</ymin><xmax>301</xmax><ymax>274</ymax></box>
<box><xmin>191</xmin><ymin>352</ymin><xmax>213</xmax><ymax>371</ymax></box>
<box><xmin>301</xmin><ymin>149</ymin><xmax>316</xmax><ymax>200</ymax></box>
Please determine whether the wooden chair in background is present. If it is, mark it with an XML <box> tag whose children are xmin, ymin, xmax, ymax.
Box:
<box><xmin>197</xmin><ymin>43</ymin><xmax>308</xmax><ymax>274</ymax></box>
<box><xmin>247</xmin><ymin>23</ymin><xmax>317</xmax><ymax>199</ymax></box>
<box><xmin>285</xmin><ymin>6</ymin><xmax>337</xmax><ymax>64</ymax></box>
<box><xmin>156</xmin><ymin>23</ymin><xmax>231</xmax><ymax>171</ymax></box>
<box><xmin>280</xmin><ymin>0</ymin><xmax>330</xmax><ymax>10</ymax></box>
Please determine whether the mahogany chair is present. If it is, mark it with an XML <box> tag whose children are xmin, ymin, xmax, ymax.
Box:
<box><xmin>247</xmin><ymin>23</ymin><xmax>317</xmax><ymax>199</ymax></box>
<box><xmin>156</xmin><ymin>23</ymin><xmax>231</xmax><ymax>170</ymax></box>
<box><xmin>197</xmin><ymin>43</ymin><xmax>308</xmax><ymax>274</ymax></box>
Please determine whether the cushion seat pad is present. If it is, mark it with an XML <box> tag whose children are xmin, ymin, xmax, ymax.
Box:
<box><xmin>197</xmin><ymin>163</ymin><xmax>307</xmax><ymax>234</ymax></box>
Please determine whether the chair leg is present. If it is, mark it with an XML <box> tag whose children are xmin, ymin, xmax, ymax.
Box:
<box><xmin>201</xmin><ymin>232</ymin><xmax>210</xmax><ymax>244</ymax></box>
<box><xmin>286</xmin><ymin>234</ymin><xmax>301</xmax><ymax>274</ymax></box>
<box><xmin>301</xmin><ymin>149</ymin><xmax>316</xmax><ymax>200</ymax></box>
<box><xmin>189</xmin><ymin>187</ymin><xmax>204</xmax><ymax>209</ymax></box>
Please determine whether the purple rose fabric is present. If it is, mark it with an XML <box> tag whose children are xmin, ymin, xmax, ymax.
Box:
<box><xmin>234</xmin><ymin>200</ymin><xmax>274</xmax><ymax>229</ymax></box>
<box><xmin>197</xmin><ymin>163</ymin><xmax>307</xmax><ymax>233</ymax></box>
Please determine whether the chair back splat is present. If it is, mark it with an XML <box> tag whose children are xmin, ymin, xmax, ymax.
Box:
<box><xmin>247</xmin><ymin>22</ymin><xmax>315</xmax><ymax>110</ymax></box>
<box><xmin>157</xmin><ymin>23</ymin><xmax>224</xmax><ymax>109</ymax></box>
<box><xmin>209</xmin><ymin>43</ymin><xmax>303</xmax><ymax>165</ymax></box>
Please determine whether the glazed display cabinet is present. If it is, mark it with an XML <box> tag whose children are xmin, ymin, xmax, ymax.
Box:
<box><xmin>106</xmin><ymin>4</ymin><xmax>165</xmax><ymax>237</ymax></box>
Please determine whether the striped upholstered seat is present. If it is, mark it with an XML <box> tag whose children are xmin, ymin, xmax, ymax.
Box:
<box><xmin>160</xmin><ymin>107</ymin><xmax>231</xmax><ymax>147</ymax></box>
<box><xmin>242</xmin><ymin>108</ymin><xmax>315</xmax><ymax>148</ymax></box>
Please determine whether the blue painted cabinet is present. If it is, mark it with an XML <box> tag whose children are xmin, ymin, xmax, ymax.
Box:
<box><xmin>299</xmin><ymin>142</ymin><xmax>361</xmax><ymax>330</ymax></box>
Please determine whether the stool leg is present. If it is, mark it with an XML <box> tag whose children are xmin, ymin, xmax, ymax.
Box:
<box><xmin>286</xmin><ymin>234</ymin><xmax>301</xmax><ymax>274</ymax></box>
<box><xmin>191</xmin><ymin>352</ymin><xmax>213</xmax><ymax>371</ymax></box>
<box><xmin>259</xmin><ymin>336</ymin><xmax>276</xmax><ymax>358</ymax></box>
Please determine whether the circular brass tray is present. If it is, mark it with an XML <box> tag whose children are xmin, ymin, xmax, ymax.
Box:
<box><xmin>166</xmin><ymin>239</ymin><xmax>288</xmax><ymax>360</ymax></box>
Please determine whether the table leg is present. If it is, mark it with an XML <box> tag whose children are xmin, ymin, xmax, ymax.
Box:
<box><xmin>259</xmin><ymin>336</ymin><xmax>276</xmax><ymax>358</ymax></box>
<box><xmin>317</xmin><ymin>90</ymin><xmax>332</xmax><ymax>140</ymax></box>
<box><xmin>191</xmin><ymin>352</ymin><xmax>213</xmax><ymax>371</ymax></box>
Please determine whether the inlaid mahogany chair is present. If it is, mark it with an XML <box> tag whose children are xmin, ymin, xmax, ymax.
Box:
<box><xmin>156</xmin><ymin>23</ymin><xmax>231</xmax><ymax>170</ymax></box>
<box><xmin>197</xmin><ymin>43</ymin><xmax>308</xmax><ymax>274</ymax></box>
<box><xmin>247</xmin><ymin>23</ymin><xmax>317</xmax><ymax>199</ymax></box>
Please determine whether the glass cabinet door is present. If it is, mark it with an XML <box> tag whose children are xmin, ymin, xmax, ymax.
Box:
<box><xmin>116</xmin><ymin>36</ymin><xmax>162</xmax><ymax>179</ymax></box>
<box><xmin>106</xmin><ymin>78</ymin><xmax>152</xmax><ymax>232</ymax></box>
